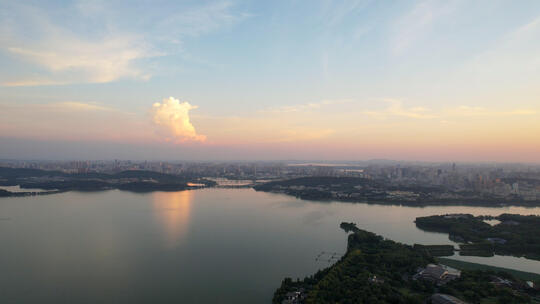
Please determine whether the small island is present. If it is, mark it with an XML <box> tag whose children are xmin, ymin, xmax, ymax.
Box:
<box><xmin>415</xmin><ymin>214</ymin><xmax>540</xmax><ymax>260</ymax></box>
<box><xmin>274</xmin><ymin>223</ymin><xmax>540</xmax><ymax>303</ymax></box>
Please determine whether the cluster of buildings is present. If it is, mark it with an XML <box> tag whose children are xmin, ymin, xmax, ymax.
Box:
<box><xmin>360</xmin><ymin>163</ymin><xmax>540</xmax><ymax>201</ymax></box>
<box><xmin>281</xmin><ymin>289</ymin><xmax>306</xmax><ymax>304</ymax></box>
<box><xmin>0</xmin><ymin>160</ymin><xmax>288</xmax><ymax>178</ymax></box>
<box><xmin>413</xmin><ymin>265</ymin><xmax>468</xmax><ymax>304</ymax></box>
<box><xmin>414</xmin><ymin>264</ymin><xmax>461</xmax><ymax>286</ymax></box>
<box><xmin>414</xmin><ymin>264</ymin><xmax>539</xmax><ymax>304</ymax></box>
<box><xmin>1</xmin><ymin>160</ymin><xmax>539</xmax><ymax>201</ymax></box>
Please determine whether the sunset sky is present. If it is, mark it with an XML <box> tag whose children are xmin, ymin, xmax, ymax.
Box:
<box><xmin>1</xmin><ymin>0</ymin><xmax>540</xmax><ymax>162</ymax></box>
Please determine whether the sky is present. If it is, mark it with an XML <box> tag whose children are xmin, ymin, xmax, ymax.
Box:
<box><xmin>1</xmin><ymin>0</ymin><xmax>540</xmax><ymax>162</ymax></box>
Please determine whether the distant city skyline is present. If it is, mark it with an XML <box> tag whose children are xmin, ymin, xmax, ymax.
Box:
<box><xmin>1</xmin><ymin>0</ymin><xmax>540</xmax><ymax>162</ymax></box>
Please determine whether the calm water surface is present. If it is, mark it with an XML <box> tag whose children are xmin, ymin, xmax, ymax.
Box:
<box><xmin>1</xmin><ymin>188</ymin><xmax>539</xmax><ymax>303</ymax></box>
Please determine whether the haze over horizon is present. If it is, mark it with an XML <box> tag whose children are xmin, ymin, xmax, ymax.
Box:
<box><xmin>1</xmin><ymin>0</ymin><xmax>540</xmax><ymax>162</ymax></box>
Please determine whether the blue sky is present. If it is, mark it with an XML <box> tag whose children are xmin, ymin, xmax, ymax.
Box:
<box><xmin>1</xmin><ymin>0</ymin><xmax>540</xmax><ymax>161</ymax></box>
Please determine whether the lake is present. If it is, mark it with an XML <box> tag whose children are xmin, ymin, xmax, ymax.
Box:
<box><xmin>1</xmin><ymin>188</ymin><xmax>539</xmax><ymax>303</ymax></box>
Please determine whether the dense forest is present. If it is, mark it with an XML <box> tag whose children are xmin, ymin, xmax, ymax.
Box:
<box><xmin>415</xmin><ymin>214</ymin><xmax>540</xmax><ymax>260</ymax></box>
<box><xmin>273</xmin><ymin>223</ymin><xmax>539</xmax><ymax>304</ymax></box>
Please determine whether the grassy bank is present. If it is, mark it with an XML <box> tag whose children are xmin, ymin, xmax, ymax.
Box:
<box><xmin>437</xmin><ymin>257</ymin><xmax>540</xmax><ymax>282</ymax></box>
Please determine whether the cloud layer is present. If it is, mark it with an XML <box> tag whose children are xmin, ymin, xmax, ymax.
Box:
<box><xmin>151</xmin><ymin>97</ymin><xmax>206</xmax><ymax>143</ymax></box>
<box><xmin>5</xmin><ymin>34</ymin><xmax>152</xmax><ymax>85</ymax></box>
<box><xmin>0</xmin><ymin>1</ymin><xmax>247</xmax><ymax>86</ymax></box>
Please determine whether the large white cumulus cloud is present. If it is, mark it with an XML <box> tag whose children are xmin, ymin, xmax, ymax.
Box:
<box><xmin>151</xmin><ymin>97</ymin><xmax>206</xmax><ymax>142</ymax></box>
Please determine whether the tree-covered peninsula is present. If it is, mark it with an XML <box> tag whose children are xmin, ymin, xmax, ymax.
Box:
<box><xmin>254</xmin><ymin>176</ymin><xmax>540</xmax><ymax>207</ymax></box>
<box><xmin>273</xmin><ymin>223</ymin><xmax>539</xmax><ymax>304</ymax></box>
<box><xmin>0</xmin><ymin>167</ymin><xmax>215</xmax><ymax>195</ymax></box>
